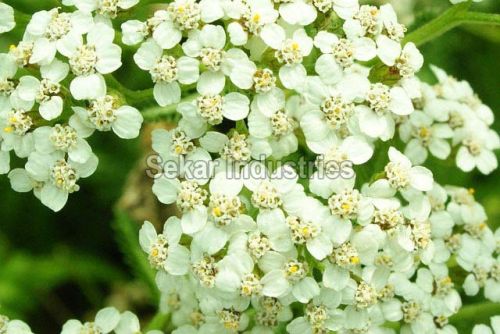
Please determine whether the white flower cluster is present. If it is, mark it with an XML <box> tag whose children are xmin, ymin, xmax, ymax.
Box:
<box><xmin>399</xmin><ymin>65</ymin><xmax>499</xmax><ymax>174</ymax></box>
<box><xmin>2</xmin><ymin>0</ymin><xmax>499</xmax><ymax>332</ymax></box>
<box><xmin>0</xmin><ymin>2</ymin><xmax>143</xmax><ymax>211</ymax></box>
<box><xmin>128</xmin><ymin>1</ymin><xmax>499</xmax><ymax>333</ymax></box>
<box><xmin>60</xmin><ymin>307</ymin><xmax>163</xmax><ymax>334</ymax></box>
<box><xmin>0</xmin><ymin>314</ymin><xmax>33</xmax><ymax>334</ymax></box>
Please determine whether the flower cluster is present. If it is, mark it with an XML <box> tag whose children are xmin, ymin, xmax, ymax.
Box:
<box><xmin>399</xmin><ymin>65</ymin><xmax>499</xmax><ymax>174</ymax></box>
<box><xmin>1</xmin><ymin>0</ymin><xmax>499</xmax><ymax>333</ymax></box>
<box><xmin>0</xmin><ymin>2</ymin><xmax>143</xmax><ymax>211</ymax></box>
<box><xmin>128</xmin><ymin>1</ymin><xmax>499</xmax><ymax>333</ymax></box>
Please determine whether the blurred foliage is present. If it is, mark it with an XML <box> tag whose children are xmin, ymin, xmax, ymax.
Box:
<box><xmin>0</xmin><ymin>0</ymin><xmax>499</xmax><ymax>333</ymax></box>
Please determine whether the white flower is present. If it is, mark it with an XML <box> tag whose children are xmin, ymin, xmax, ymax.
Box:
<box><xmin>33</xmin><ymin>124</ymin><xmax>92</xmax><ymax>163</ymax></box>
<box><xmin>152</xmin><ymin>175</ymin><xmax>211</xmax><ymax>234</ymax></box>
<box><xmin>300</xmin><ymin>75</ymin><xmax>368</xmax><ymax>141</ymax></box>
<box><xmin>26</xmin><ymin>8</ymin><xmax>93</xmax><ymax>65</ymax></box>
<box><xmin>24</xmin><ymin>151</ymin><xmax>98</xmax><ymax>211</ymax></box>
<box><xmin>260</xmin><ymin>251</ymin><xmax>319</xmax><ymax>302</ymax></box>
<box><xmin>214</xmin><ymin>251</ymin><xmax>262</xmax><ymax>298</ymax></box>
<box><xmin>15</xmin><ymin>58</ymin><xmax>69</xmax><ymax>120</ymax></box>
<box><xmin>455</xmin><ymin>123</ymin><xmax>499</xmax><ymax>175</ymax></box>
<box><xmin>260</xmin><ymin>25</ymin><xmax>313</xmax><ymax>89</ymax></box>
<box><xmin>71</xmin><ymin>95</ymin><xmax>143</xmax><ymax>139</ymax></box>
<box><xmin>226</xmin><ymin>0</ymin><xmax>278</xmax><ymax>46</ymax></box>
<box><xmin>399</xmin><ymin>111</ymin><xmax>454</xmax><ymax>165</ymax></box>
<box><xmin>314</xmin><ymin>30</ymin><xmax>376</xmax><ymax>84</ymax></box>
<box><xmin>183</xmin><ymin>25</ymin><xmax>257</xmax><ymax>91</ymax></box>
<box><xmin>0</xmin><ymin>93</ymin><xmax>35</xmax><ymax>158</ymax></box>
<box><xmin>61</xmin><ymin>307</ymin><xmax>121</xmax><ymax>334</ymax></box>
<box><xmin>134</xmin><ymin>39</ymin><xmax>199</xmax><ymax>106</ymax></box>
<box><xmin>176</xmin><ymin>86</ymin><xmax>250</xmax><ymax>137</ymax></box>
<box><xmin>151</xmin><ymin>0</ymin><xmax>202</xmax><ymax>49</ymax></box>
<box><xmin>248</xmin><ymin>93</ymin><xmax>301</xmax><ymax>159</ymax></box>
<box><xmin>308</xmin><ymin>135</ymin><xmax>373</xmax><ymax>198</ymax></box>
<box><xmin>199</xmin><ymin>131</ymin><xmax>254</xmax><ymax>164</ymax></box>
<box><xmin>0</xmin><ymin>3</ymin><xmax>15</xmax><ymax>34</ymax></box>
<box><xmin>383</xmin><ymin>147</ymin><xmax>433</xmax><ymax>192</ymax></box>
<box><xmin>286</xmin><ymin>302</ymin><xmax>337</xmax><ymax>334</ymax></box>
<box><xmin>70</xmin><ymin>0</ymin><xmax>139</xmax><ymax>19</ymax></box>
<box><xmin>375</xmin><ymin>39</ymin><xmax>423</xmax><ymax>79</ymax></box>
<box><xmin>357</xmin><ymin>83</ymin><xmax>414</xmax><ymax>141</ymax></box>
<box><xmin>139</xmin><ymin>218</ymin><xmax>190</xmax><ymax>275</ymax></box>
<box><xmin>59</xmin><ymin>22</ymin><xmax>122</xmax><ymax>100</ymax></box>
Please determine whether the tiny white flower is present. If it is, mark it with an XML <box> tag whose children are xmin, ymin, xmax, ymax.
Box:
<box><xmin>59</xmin><ymin>22</ymin><xmax>122</xmax><ymax>100</ymax></box>
<box><xmin>26</xmin><ymin>8</ymin><xmax>93</xmax><ymax>65</ymax></box>
<box><xmin>71</xmin><ymin>0</ymin><xmax>139</xmax><ymax>19</ymax></box>
<box><xmin>139</xmin><ymin>218</ymin><xmax>190</xmax><ymax>275</ymax></box>
<box><xmin>260</xmin><ymin>25</ymin><xmax>313</xmax><ymax>90</ymax></box>
<box><xmin>15</xmin><ymin>58</ymin><xmax>69</xmax><ymax>120</ymax></box>
<box><xmin>383</xmin><ymin>147</ymin><xmax>433</xmax><ymax>192</ymax></box>
<box><xmin>71</xmin><ymin>95</ymin><xmax>143</xmax><ymax>139</ymax></box>
<box><xmin>25</xmin><ymin>151</ymin><xmax>98</xmax><ymax>211</ymax></box>
<box><xmin>152</xmin><ymin>0</ymin><xmax>202</xmax><ymax>49</ymax></box>
<box><xmin>455</xmin><ymin>123</ymin><xmax>499</xmax><ymax>175</ymax></box>
<box><xmin>134</xmin><ymin>39</ymin><xmax>199</xmax><ymax>106</ymax></box>
<box><xmin>314</xmin><ymin>30</ymin><xmax>376</xmax><ymax>84</ymax></box>
<box><xmin>399</xmin><ymin>111</ymin><xmax>454</xmax><ymax>165</ymax></box>
<box><xmin>357</xmin><ymin>83</ymin><xmax>414</xmax><ymax>141</ymax></box>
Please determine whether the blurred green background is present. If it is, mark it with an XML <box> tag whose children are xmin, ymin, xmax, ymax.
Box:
<box><xmin>0</xmin><ymin>0</ymin><xmax>499</xmax><ymax>332</ymax></box>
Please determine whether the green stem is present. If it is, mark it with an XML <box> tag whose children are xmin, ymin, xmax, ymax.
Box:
<box><xmin>145</xmin><ymin>312</ymin><xmax>170</xmax><ymax>332</ymax></box>
<box><xmin>461</xmin><ymin>11</ymin><xmax>500</xmax><ymax>25</ymax></box>
<box><xmin>404</xmin><ymin>3</ymin><xmax>471</xmax><ymax>46</ymax></box>
<box><xmin>450</xmin><ymin>302</ymin><xmax>500</xmax><ymax>327</ymax></box>
<box><xmin>404</xmin><ymin>2</ymin><xmax>500</xmax><ymax>47</ymax></box>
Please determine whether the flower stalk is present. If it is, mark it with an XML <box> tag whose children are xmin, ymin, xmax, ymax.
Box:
<box><xmin>404</xmin><ymin>2</ymin><xmax>500</xmax><ymax>46</ymax></box>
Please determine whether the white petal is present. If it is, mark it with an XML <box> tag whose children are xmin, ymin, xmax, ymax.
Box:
<box><xmin>222</xmin><ymin>93</ymin><xmax>250</xmax><ymax>121</ymax></box>
<box><xmin>154</xmin><ymin>82</ymin><xmax>181</xmax><ymax>107</ymax></box>
<box><xmin>70</xmin><ymin>74</ymin><xmax>106</xmax><ymax>100</ymax></box>
<box><xmin>112</xmin><ymin>106</ymin><xmax>143</xmax><ymax>139</ymax></box>
<box><xmin>41</xmin><ymin>184</ymin><xmax>69</xmax><ymax>212</ymax></box>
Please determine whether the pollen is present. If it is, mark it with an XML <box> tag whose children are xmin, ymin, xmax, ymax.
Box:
<box><xmin>350</xmin><ymin>256</ymin><xmax>360</xmax><ymax>264</ymax></box>
<box><xmin>341</xmin><ymin>203</ymin><xmax>351</xmax><ymax>211</ymax></box>
<box><xmin>212</xmin><ymin>206</ymin><xmax>222</xmax><ymax>217</ymax></box>
<box><xmin>174</xmin><ymin>145</ymin><xmax>184</xmax><ymax>154</ymax></box>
